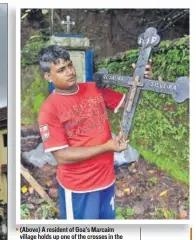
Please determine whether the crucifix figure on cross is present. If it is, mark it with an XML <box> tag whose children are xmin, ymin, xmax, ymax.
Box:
<box><xmin>93</xmin><ymin>27</ymin><xmax>189</xmax><ymax>140</ymax></box>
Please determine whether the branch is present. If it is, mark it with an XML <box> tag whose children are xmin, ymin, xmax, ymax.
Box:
<box><xmin>158</xmin><ymin>9</ymin><xmax>189</xmax><ymax>33</ymax></box>
<box><xmin>21</xmin><ymin>164</ymin><xmax>52</xmax><ymax>202</ymax></box>
<box><xmin>146</xmin><ymin>10</ymin><xmax>176</xmax><ymax>28</ymax></box>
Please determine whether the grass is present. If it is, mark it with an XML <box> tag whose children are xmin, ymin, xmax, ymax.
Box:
<box><xmin>132</xmin><ymin>142</ymin><xmax>189</xmax><ymax>184</ymax></box>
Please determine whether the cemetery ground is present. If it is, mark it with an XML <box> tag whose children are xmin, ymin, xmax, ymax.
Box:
<box><xmin>20</xmin><ymin>157</ymin><xmax>189</xmax><ymax>220</ymax></box>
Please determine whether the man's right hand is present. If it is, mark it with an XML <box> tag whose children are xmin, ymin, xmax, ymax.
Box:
<box><xmin>104</xmin><ymin>131</ymin><xmax>129</xmax><ymax>152</ymax></box>
<box><xmin>52</xmin><ymin>130</ymin><xmax>129</xmax><ymax>165</ymax></box>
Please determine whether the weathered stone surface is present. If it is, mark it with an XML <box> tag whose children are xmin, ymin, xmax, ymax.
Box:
<box><xmin>133</xmin><ymin>202</ymin><xmax>145</xmax><ymax>215</ymax></box>
<box><xmin>50</xmin><ymin>36</ymin><xmax>90</xmax><ymax>49</ymax></box>
<box><xmin>30</xmin><ymin>197</ymin><xmax>43</xmax><ymax>205</ymax></box>
<box><xmin>26</xmin><ymin>203</ymin><xmax>35</xmax><ymax>210</ymax></box>
<box><xmin>21</xmin><ymin>127</ymin><xmax>41</xmax><ymax>152</ymax></box>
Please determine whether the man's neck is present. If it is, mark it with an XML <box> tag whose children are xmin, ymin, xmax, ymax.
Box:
<box><xmin>55</xmin><ymin>84</ymin><xmax>79</xmax><ymax>95</ymax></box>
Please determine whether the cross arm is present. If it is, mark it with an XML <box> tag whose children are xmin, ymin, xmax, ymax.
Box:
<box><xmin>93</xmin><ymin>70</ymin><xmax>189</xmax><ymax>103</ymax></box>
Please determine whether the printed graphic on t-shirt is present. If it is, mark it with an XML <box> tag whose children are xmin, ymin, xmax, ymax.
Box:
<box><xmin>59</xmin><ymin>95</ymin><xmax>108</xmax><ymax>138</ymax></box>
<box><xmin>39</xmin><ymin>125</ymin><xmax>49</xmax><ymax>141</ymax></box>
<box><xmin>38</xmin><ymin>84</ymin><xmax>123</xmax><ymax>191</ymax></box>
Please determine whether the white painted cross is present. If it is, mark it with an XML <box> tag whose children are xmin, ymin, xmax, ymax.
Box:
<box><xmin>61</xmin><ymin>15</ymin><xmax>75</xmax><ymax>34</ymax></box>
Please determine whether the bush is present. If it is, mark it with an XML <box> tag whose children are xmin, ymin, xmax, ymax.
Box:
<box><xmin>96</xmin><ymin>36</ymin><xmax>189</xmax><ymax>184</ymax></box>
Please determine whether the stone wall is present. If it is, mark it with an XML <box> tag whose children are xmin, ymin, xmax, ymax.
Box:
<box><xmin>21</xmin><ymin>9</ymin><xmax>189</xmax><ymax>59</ymax></box>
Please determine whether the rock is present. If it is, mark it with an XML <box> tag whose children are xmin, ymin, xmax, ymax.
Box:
<box><xmin>21</xmin><ymin>137</ymin><xmax>41</xmax><ymax>152</ymax></box>
<box><xmin>48</xmin><ymin>188</ymin><xmax>58</xmax><ymax>199</ymax></box>
<box><xmin>115</xmin><ymin>189</ymin><xmax>125</xmax><ymax>198</ymax></box>
<box><xmin>44</xmin><ymin>179</ymin><xmax>53</xmax><ymax>188</ymax></box>
<box><xmin>133</xmin><ymin>203</ymin><xmax>145</xmax><ymax>215</ymax></box>
<box><xmin>21</xmin><ymin>127</ymin><xmax>42</xmax><ymax>152</ymax></box>
<box><xmin>128</xmin><ymin>163</ymin><xmax>136</xmax><ymax>171</ymax></box>
<box><xmin>21</xmin><ymin>127</ymin><xmax>40</xmax><ymax>137</ymax></box>
<box><xmin>30</xmin><ymin>198</ymin><xmax>44</xmax><ymax>205</ymax></box>
<box><xmin>26</xmin><ymin>204</ymin><xmax>35</xmax><ymax>210</ymax></box>
<box><xmin>39</xmin><ymin>164</ymin><xmax>57</xmax><ymax>174</ymax></box>
<box><xmin>128</xmin><ymin>163</ymin><xmax>137</xmax><ymax>174</ymax></box>
<box><xmin>132</xmin><ymin>169</ymin><xmax>137</xmax><ymax>173</ymax></box>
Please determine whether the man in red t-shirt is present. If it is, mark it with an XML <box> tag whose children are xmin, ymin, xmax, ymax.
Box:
<box><xmin>38</xmin><ymin>45</ymin><xmax>151</xmax><ymax>219</ymax></box>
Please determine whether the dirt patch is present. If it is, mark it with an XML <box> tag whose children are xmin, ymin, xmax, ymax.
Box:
<box><xmin>20</xmin><ymin>158</ymin><xmax>189</xmax><ymax>220</ymax></box>
<box><xmin>115</xmin><ymin>159</ymin><xmax>189</xmax><ymax>219</ymax></box>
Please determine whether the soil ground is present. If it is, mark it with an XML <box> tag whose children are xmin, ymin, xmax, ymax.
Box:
<box><xmin>21</xmin><ymin>158</ymin><xmax>189</xmax><ymax>220</ymax></box>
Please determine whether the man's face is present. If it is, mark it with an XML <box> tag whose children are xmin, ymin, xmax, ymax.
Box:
<box><xmin>45</xmin><ymin>58</ymin><xmax>77</xmax><ymax>90</ymax></box>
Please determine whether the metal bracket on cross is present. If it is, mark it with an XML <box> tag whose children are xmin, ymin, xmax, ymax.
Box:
<box><xmin>93</xmin><ymin>27</ymin><xmax>189</xmax><ymax>139</ymax></box>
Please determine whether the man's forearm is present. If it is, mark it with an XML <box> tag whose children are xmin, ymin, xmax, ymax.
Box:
<box><xmin>53</xmin><ymin>144</ymin><xmax>111</xmax><ymax>164</ymax></box>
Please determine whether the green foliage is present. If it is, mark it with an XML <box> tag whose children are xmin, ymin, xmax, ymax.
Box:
<box><xmin>21</xmin><ymin>9</ymin><xmax>49</xmax><ymax>20</ymax></box>
<box><xmin>150</xmin><ymin>208</ymin><xmax>177</xmax><ymax>219</ymax></box>
<box><xmin>116</xmin><ymin>207</ymin><xmax>135</xmax><ymax>219</ymax></box>
<box><xmin>20</xmin><ymin>201</ymin><xmax>58</xmax><ymax>220</ymax></box>
<box><xmin>20</xmin><ymin>204</ymin><xmax>30</xmax><ymax>219</ymax></box>
<box><xmin>97</xmin><ymin>36</ymin><xmax>189</xmax><ymax>184</ymax></box>
<box><xmin>21</xmin><ymin>69</ymin><xmax>48</xmax><ymax>125</ymax></box>
<box><xmin>40</xmin><ymin>201</ymin><xmax>57</xmax><ymax>219</ymax></box>
<box><xmin>21</xmin><ymin>31</ymin><xmax>49</xmax><ymax>67</ymax></box>
<box><xmin>148</xmin><ymin>177</ymin><xmax>158</xmax><ymax>185</ymax></box>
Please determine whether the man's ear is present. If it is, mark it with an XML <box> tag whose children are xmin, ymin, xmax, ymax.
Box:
<box><xmin>44</xmin><ymin>72</ymin><xmax>52</xmax><ymax>82</ymax></box>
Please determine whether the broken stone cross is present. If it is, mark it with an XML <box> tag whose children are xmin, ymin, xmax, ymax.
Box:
<box><xmin>61</xmin><ymin>15</ymin><xmax>75</xmax><ymax>34</ymax></box>
<box><xmin>93</xmin><ymin>27</ymin><xmax>189</xmax><ymax>139</ymax></box>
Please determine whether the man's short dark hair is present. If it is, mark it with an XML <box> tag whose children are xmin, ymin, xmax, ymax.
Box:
<box><xmin>38</xmin><ymin>45</ymin><xmax>70</xmax><ymax>74</ymax></box>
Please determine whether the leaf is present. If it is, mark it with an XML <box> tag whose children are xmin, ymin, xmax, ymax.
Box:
<box><xmin>126</xmin><ymin>208</ymin><xmax>135</xmax><ymax>217</ymax></box>
<box><xmin>21</xmin><ymin>185</ymin><xmax>28</xmax><ymax>193</ymax></box>
<box><xmin>123</xmin><ymin>188</ymin><xmax>130</xmax><ymax>193</ymax></box>
<box><xmin>163</xmin><ymin>210</ymin><xmax>169</xmax><ymax>219</ymax></box>
<box><xmin>116</xmin><ymin>207</ymin><xmax>123</xmax><ymax>216</ymax></box>
<box><xmin>159</xmin><ymin>190</ymin><xmax>168</xmax><ymax>197</ymax></box>
<box><xmin>42</xmin><ymin>9</ymin><xmax>49</xmax><ymax>15</ymax></box>
<box><xmin>21</xmin><ymin>13</ymin><xmax>29</xmax><ymax>19</ymax></box>
<box><xmin>180</xmin><ymin>210</ymin><xmax>188</xmax><ymax>219</ymax></box>
<box><xmin>149</xmin><ymin>177</ymin><xmax>158</xmax><ymax>184</ymax></box>
<box><xmin>29</xmin><ymin>35</ymin><xmax>41</xmax><ymax>40</ymax></box>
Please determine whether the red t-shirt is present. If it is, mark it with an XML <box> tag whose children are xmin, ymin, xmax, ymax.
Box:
<box><xmin>38</xmin><ymin>82</ymin><xmax>124</xmax><ymax>192</ymax></box>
